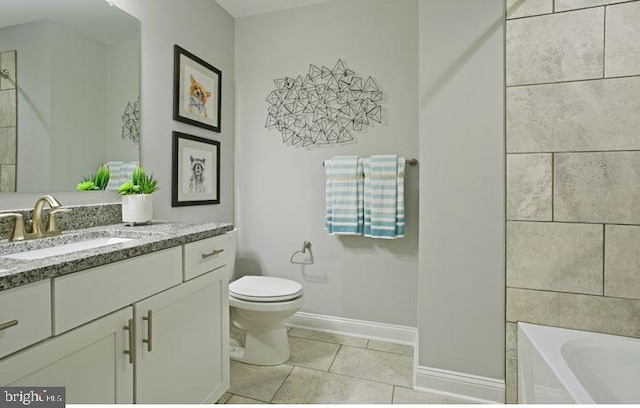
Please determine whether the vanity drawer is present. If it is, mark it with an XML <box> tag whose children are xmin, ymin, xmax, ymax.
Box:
<box><xmin>53</xmin><ymin>247</ymin><xmax>182</xmax><ymax>335</ymax></box>
<box><xmin>183</xmin><ymin>231</ymin><xmax>236</xmax><ymax>281</ymax></box>
<box><xmin>0</xmin><ymin>280</ymin><xmax>51</xmax><ymax>359</ymax></box>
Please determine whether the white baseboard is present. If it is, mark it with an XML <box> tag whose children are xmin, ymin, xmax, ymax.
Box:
<box><xmin>415</xmin><ymin>365</ymin><xmax>505</xmax><ymax>404</ymax></box>
<box><xmin>287</xmin><ymin>311</ymin><xmax>417</xmax><ymax>345</ymax></box>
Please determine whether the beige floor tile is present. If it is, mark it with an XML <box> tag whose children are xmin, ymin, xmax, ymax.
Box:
<box><xmin>288</xmin><ymin>327</ymin><xmax>369</xmax><ymax>347</ymax></box>
<box><xmin>216</xmin><ymin>392</ymin><xmax>232</xmax><ymax>404</ymax></box>
<box><xmin>287</xmin><ymin>336</ymin><xmax>340</xmax><ymax>371</ymax></box>
<box><xmin>393</xmin><ymin>387</ymin><xmax>475</xmax><ymax>404</ymax></box>
<box><xmin>367</xmin><ymin>339</ymin><xmax>414</xmax><ymax>356</ymax></box>
<box><xmin>272</xmin><ymin>366</ymin><xmax>393</xmax><ymax>404</ymax></box>
<box><xmin>226</xmin><ymin>395</ymin><xmax>268</xmax><ymax>404</ymax></box>
<box><xmin>330</xmin><ymin>345</ymin><xmax>413</xmax><ymax>387</ymax></box>
<box><xmin>229</xmin><ymin>360</ymin><xmax>293</xmax><ymax>402</ymax></box>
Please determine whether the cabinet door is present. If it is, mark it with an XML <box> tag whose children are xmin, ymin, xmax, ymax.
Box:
<box><xmin>135</xmin><ymin>266</ymin><xmax>229</xmax><ymax>404</ymax></box>
<box><xmin>0</xmin><ymin>307</ymin><xmax>134</xmax><ymax>404</ymax></box>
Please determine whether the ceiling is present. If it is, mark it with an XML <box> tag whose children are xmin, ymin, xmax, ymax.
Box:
<box><xmin>214</xmin><ymin>0</ymin><xmax>333</xmax><ymax>18</ymax></box>
<box><xmin>0</xmin><ymin>0</ymin><xmax>138</xmax><ymax>44</ymax></box>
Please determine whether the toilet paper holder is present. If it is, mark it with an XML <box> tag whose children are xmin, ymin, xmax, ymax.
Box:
<box><xmin>289</xmin><ymin>241</ymin><xmax>314</xmax><ymax>265</ymax></box>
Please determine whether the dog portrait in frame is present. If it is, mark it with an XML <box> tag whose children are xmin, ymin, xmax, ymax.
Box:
<box><xmin>173</xmin><ymin>45</ymin><xmax>222</xmax><ymax>132</ymax></box>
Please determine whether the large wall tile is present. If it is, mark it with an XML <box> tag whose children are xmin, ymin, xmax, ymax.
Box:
<box><xmin>605</xmin><ymin>1</ymin><xmax>640</xmax><ymax>78</ymax></box>
<box><xmin>505</xmin><ymin>323</ymin><xmax>518</xmax><ymax>404</ymax></box>
<box><xmin>605</xmin><ymin>225</ymin><xmax>640</xmax><ymax>300</ymax></box>
<box><xmin>555</xmin><ymin>152</ymin><xmax>640</xmax><ymax>224</ymax></box>
<box><xmin>506</xmin><ymin>8</ymin><xmax>604</xmax><ymax>86</ymax></box>
<box><xmin>507</xmin><ymin>154</ymin><xmax>552</xmax><ymax>221</ymax></box>
<box><xmin>0</xmin><ymin>51</ymin><xmax>16</xmax><ymax>91</ymax></box>
<box><xmin>507</xmin><ymin>222</ymin><xmax>603</xmax><ymax>294</ymax></box>
<box><xmin>0</xmin><ymin>128</ymin><xmax>16</xmax><ymax>165</ymax></box>
<box><xmin>0</xmin><ymin>165</ymin><xmax>15</xmax><ymax>193</ymax></box>
<box><xmin>507</xmin><ymin>288</ymin><xmax>640</xmax><ymax>338</ymax></box>
<box><xmin>556</xmin><ymin>0</ymin><xmax>628</xmax><ymax>12</ymax></box>
<box><xmin>0</xmin><ymin>90</ymin><xmax>16</xmax><ymax>128</ymax></box>
<box><xmin>506</xmin><ymin>0</ymin><xmax>553</xmax><ymax>19</ymax></box>
<box><xmin>507</xmin><ymin>77</ymin><xmax>640</xmax><ymax>152</ymax></box>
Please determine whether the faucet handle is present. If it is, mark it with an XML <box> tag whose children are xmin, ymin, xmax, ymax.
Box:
<box><xmin>0</xmin><ymin>213</ymin><xmax>26</xmax><ymax>241</ymax></box>
<box><xmin>46</xmin><ymin>208</ymin><xmax>71</xmax><ymax>235</ymax></box>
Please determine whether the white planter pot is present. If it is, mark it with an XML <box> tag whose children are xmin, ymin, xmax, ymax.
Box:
<box><xmin>122</xmin><ymin>194</ymin><xmax>153</xmax><ymax>226</ymax></box>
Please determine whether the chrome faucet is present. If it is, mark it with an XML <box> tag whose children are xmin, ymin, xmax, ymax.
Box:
<box><xmin>0</xmin><ymin>195</ymin><xmax>70</xmax><ymax>241</ymax></box>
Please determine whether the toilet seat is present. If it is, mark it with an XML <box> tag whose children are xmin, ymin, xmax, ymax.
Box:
<box><xmin>229</xmin><ymin>276</ymin><xmax>302</xmax><ymax>302</ymax></box>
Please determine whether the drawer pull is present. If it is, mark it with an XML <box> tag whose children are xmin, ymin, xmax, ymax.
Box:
<box><xmin>142</xmin><ymin>310</ymin><xmax>153</xmax><ymax>352</ymax></box>
<box><xmin>123</xmin><ymin>318</ymin><xmax>136</xmax><ymax>364</ymax></box>
<box><xmin>201</xmin><ymin>248</ymin><xmax>224</xmax><ymax>259</ymax></box>
<box><xmin>0</xmin><ymin>319</ymin><xmax>18</xmax><ymax>332</ymax></box>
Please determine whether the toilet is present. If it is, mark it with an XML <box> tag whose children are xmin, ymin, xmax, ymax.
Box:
<box><xmin>229</xmin><ymin>276</ymin><xmax>304</xmax><ymax>366</ymax></box>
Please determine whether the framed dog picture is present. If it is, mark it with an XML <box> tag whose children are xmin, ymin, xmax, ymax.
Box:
<box><xmin>172</xmin><ymin>131</ymin><xmax>220</xmax><ymax>206</ymax></box>
<box><xmin>173</xmin><ymin>45</ymin><xmax>221</xmax><ymax>132</ymax></box>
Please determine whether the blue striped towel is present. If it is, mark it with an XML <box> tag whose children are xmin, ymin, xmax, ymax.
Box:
<box><xmin>364</xmin><ymin>155</ymin><xmax>405</xmax><ymax>239</ymax></box>
<box><xmin>325</xmin><ymin>156</ymin><xmax>364</xmax><ymax>235</ymax></box>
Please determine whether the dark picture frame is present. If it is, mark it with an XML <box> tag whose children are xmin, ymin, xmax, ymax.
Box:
<box><xmin>172</xmin><ymin>131</ymin><xmax>220</xmax><ymax>207</ymax></box>
<box><xmin>173</xmin><ymin>45</ymin><xmax>222</xmax><ymax>132</ymax></box>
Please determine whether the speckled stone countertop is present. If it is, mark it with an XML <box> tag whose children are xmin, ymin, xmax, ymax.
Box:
<box><xmin>0</xmin><ymin>221</ymin><xmax>234</xmax><ymax>292</ymax></box>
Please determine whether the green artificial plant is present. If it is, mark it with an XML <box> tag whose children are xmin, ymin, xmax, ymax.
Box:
<box><xmin>118</xmin><ymin>166</ymin><xmax>159</xmax><ymax>195</ymax></box>
<box><xmin>76</xmin><ymin>165</ymin><xmax>110</xmax><ymax>191</ymax></box>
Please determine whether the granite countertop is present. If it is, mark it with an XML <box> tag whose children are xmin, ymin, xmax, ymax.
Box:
<box><xmin>0</xmin><ymin>221</ymin><xmax>234</xmax><ymax>292</ymax></box>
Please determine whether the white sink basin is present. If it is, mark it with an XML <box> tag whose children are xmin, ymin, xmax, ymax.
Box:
<box><xmin>3</xmin><ymin>237</ymin><xmax>134</xmax><ymax>260</ymax></box>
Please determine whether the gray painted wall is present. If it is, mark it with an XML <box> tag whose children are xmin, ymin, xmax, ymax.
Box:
<box><xmin>235</xmin><ymin>0</ymin><xmax>419</xmax><ymax>327</ymax></box>
<box><xmin>417</xmin><ymin>0</ymin><xmax>505</xmax><ymax>380</ymax></box>
<box><xmin>112</xmin><ymin>0</ymin><xmax>236</xmax><ymax>223</ymax></box>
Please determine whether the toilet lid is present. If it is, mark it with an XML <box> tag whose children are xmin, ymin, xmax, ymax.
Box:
<box><xmin>230</xmin><ymin>276</ymin><xmax>303</xmax><ymax>302</ymax></box>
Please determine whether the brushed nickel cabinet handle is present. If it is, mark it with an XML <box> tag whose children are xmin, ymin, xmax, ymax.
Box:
<box><xmin>123</xmin><ymin>318</ymin><xmax>136</xmax><ymax>364</ymax></box>
<box><xmin>0</xmin><ymin>320</ymin><xmax>18</xmax><ymax>332</ymax></box>
<box><xmin>201</xmin><ymin>248</ymin><xmax>224</xmax><ymax>259</ymax></box>
<box><xmin>142</xmin><ymin>310</ymin><xmax>153</xmax><ymax>352</ymax></box>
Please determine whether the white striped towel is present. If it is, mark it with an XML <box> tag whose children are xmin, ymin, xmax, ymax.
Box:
<box><xmin>106</xmin><ymin>161</ymin><xmax>139</xmax><ymax>190</ymax></box>
<box><xmin>325</xmin><ymin>156</ymin><xmax>364</xmax><ymax>235</ymax></box>
<box><xmin>364</xmin><ymin>155</ymin><xmax>405</xmax><ymax>239</ymax></box>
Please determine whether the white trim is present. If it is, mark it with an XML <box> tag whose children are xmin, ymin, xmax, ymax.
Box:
<box><xmin>415</xmin><ymin>365</ymin><xmax>505</xmax><ymax>404</ymax></box>
<box><xmin>286</xmin><ymin>311</ymin><xmax>417</xmax><ymax>345</ymax></box>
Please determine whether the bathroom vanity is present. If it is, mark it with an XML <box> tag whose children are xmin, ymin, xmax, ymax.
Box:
<box><xmin>0</xmin><ymin>221</ymin><xmax>236</xmax><ymax>404</ymax></box>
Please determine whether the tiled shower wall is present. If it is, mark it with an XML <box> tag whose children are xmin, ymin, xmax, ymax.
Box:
<box><xmin>505</xmin><ymin>0</ymin><xmax>640</xmax><ymax>402</ymax></box>
<box><xmin>0</xmin><ymin>50</ymin><xmax>17</xmax><ymax>193</ymax></box>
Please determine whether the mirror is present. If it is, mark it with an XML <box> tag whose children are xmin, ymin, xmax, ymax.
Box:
<box><xmin>0</xmin><ymin>0</ymin><xmax>140</xmax><ymax>194</ymax></box>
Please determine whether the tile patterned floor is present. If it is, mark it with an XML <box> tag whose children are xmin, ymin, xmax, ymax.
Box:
<box><xmin>217</xmin><ymin>327</ymin><xmax>474</xmax><ymax>404</ymax></box>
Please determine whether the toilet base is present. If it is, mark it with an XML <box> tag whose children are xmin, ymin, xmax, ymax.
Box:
<box><xmin>230</xmin><ymin>324</ymin><xmax>290</xmax><ymax>366</ymax></box>
<box><xmin>228</xmin><ymin>294</ymin><xmax>304</xmax><ymax>366</ymax></box>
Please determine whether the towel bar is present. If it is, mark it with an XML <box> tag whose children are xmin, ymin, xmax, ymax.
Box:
<box><xmin>322</xmin><ymin>158</ymin><xmax>418</xmax><ymax>167</ymax></box>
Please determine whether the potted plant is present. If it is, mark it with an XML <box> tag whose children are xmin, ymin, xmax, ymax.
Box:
<box><xmin>76</xmin><ymin>165</ymin><xmax>110</xmax><ymax>191</ymax></box>
<box><xmin>118</xmin><ymin>166</ymin><xmax>159</xmax><ymax>226</ymax></box>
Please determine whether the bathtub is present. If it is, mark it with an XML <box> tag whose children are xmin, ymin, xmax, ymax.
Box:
<box><xmin>518</xmin><ymin>322</ymin><xmax>640</xmax><ymax>404</ymax></box>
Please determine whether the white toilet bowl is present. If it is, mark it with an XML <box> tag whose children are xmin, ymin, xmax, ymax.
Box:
<box><xmin>229</xmin><ymin>276</ymin><xmax>304</xmax><ymax>366</ymax></box>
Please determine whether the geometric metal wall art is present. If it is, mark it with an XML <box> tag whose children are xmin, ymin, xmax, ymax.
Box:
<box><xmin>265</xmin><ymin>59</ymin><xmax>383</xmax><ymax>148</ymax></box>
<box><xmin>121</xmin><ymin>97</ymin><xmax>141</xmax><ymax>144</ymax></box>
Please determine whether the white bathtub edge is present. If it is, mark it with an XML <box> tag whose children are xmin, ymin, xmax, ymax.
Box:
<box><xmin>518</xmin><ymin>322</ymin><xmax>595</xmax><ymax>404</ymax></box>
<box><xmin>415</xmin><ymin>365</ymin><xmax>505</xmax><ymax>403</ymax></box>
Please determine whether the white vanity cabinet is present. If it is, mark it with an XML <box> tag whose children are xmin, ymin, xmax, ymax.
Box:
<box><xmin>0</xmin><ymin>307</ymin><xmax>134</xmax><ymax>403</ymax></box>
<box><xmin>0</xmin><ymin>280</ymin><xmax>51</xmax><ymax>359</ymax></box>
<box><xmin>0</xmin><ymin>229</ymin><xmax>235</xmax><ymax>404</ymax></box>
<box><xmin>135</xmin><ymin>266</ymin><xmax>229</xmax><ymax>403</ymax></box>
